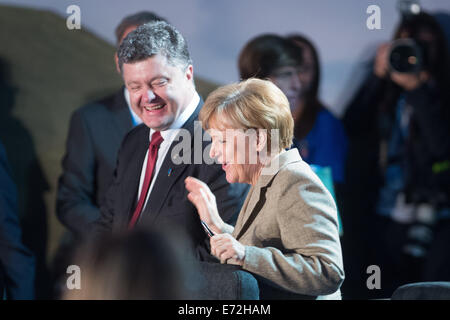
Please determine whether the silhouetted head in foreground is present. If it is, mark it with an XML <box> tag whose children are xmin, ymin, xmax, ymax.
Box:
<box><xmin>63</xmin><ymin>228</ymin><xmax>195</xmax><ymax>300</ymax></box>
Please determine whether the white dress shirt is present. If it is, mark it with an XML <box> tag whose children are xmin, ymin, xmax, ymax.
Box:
<box><xmin>136</xmin><ymin>92</ymin><xmax>200</xmax><ymax>214</ymax></box>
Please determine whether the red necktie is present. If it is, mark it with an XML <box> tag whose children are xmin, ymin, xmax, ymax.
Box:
<box><xmin>128</xmin><ymin>131</ymin><xmax>164</xmax><ymax>229</ymax></box>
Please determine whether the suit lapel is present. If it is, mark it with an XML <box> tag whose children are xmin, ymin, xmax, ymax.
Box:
<box><xmin>117</xmin><ymin>125</ymin><xmax>149</xmax><ymax>229</ymax></box>
<box><xmin>140</xmin><ymin>100</ymin><xmax>203</xmax><ymax>225</ymax></box>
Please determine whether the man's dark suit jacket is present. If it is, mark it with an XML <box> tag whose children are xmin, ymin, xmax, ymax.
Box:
<box><xmin>0</xmin><ymin>141</ymin><xmax>35</xmax><ymax>299</ymax></box>
<box><xmin>57</xmin><ymin>88</ymin><xmax>134</xmax><ymax>237</ymax></box>
<box><xmin>93</xmin><ymin>101</ymin><xmax>249</xmax><ymax>260</ymax></box>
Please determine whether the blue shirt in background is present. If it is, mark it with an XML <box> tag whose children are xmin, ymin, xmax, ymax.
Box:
<box><xmin>295</xmin><ymin>108</ymin><xmax>348</xmax><ymax>184</ymax></box>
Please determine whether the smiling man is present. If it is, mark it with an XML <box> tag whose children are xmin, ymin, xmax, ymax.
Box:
<box><xmin>57</xmin><ymin>12</ymin><xmax>167</xmax><ymax>238</ymax></box>
<box><xmin>123</xmin><ymin>53</ymin><xmax>194</xmax><ymax>131</ymax></box>
<box><xmin>93</xmin><ymin>21</ymin><xmax>248</xmax><ymax>261</ymax></box>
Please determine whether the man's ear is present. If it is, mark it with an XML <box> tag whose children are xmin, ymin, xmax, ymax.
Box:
<box><xmin>114</xmin><ymin>52</ymin><xmax>121</xmax><ymax>75</ymax></box>
<box><xmin>185</xmin><ymin>65</ymin><xmax>193</xmax><ymax>81</ymax></box>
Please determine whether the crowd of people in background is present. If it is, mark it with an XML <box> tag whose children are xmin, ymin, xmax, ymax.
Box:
<box><xmin>0</xmin><ymin>5</ymin><xmax>449</xmax><ymax>300</ymax></box>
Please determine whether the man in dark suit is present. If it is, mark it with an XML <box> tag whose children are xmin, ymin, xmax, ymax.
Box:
<box><xmin>57</xmin><ymin>12</ymin><xmax>166</xmax><ymax>237</ymax></box>
<box><xmin>93</xmin><ymin>21</ymin><xmax>249</xmax><ymax>261</ymax></box>
<box><xmin>0</xmin><ymin>141</ymin><xmax>35</xmax><ymax>299</ymax></box>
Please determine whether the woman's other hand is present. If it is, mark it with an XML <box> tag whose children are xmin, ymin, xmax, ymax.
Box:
<box><xmin>210</xmin><ymin>233</ymin><xmax>245</xmax><ymax>265</ymax></box>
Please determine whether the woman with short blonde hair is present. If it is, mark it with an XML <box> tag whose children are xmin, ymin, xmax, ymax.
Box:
<box><xmin>185</xmin><ymin>78</ymin><xmax>344</xmax><ymax>299</ymax></box>
<box><xmin>199</xmin><ymin>78</ymin><xmax>294</xmax><ymax>153</ymax></box>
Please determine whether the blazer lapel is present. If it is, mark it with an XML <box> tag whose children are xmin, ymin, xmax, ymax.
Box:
<box><xmin>234</xmin><ymin>185</ymin><xmax>267</xmax><ymax>240</ymax></box>
<box><xmin>234</xmin><ymin>149</ymin><xmax>303</xmax><ymax>240</ymax></box>
<box><xmin>235</xmin><ymin>170</ymin><xmax>288</xmax><ymax>240</ymax></box>
<box><xmin>232</xmin><ymin>186</ymin><xmax>253</xmax><ymax>232</ymax></box>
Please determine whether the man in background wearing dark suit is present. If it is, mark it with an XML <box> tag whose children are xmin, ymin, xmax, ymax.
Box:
<box><xmin>0</xmin><ymin>140</ymin><xmax>35</xmax><ymax>299</ymax></box>
<box><xmin>93</xmin><ymin>21</ymin><xmax>249</xmax><ymax>261</ymax></box>
<box><xmin>57</xmin><ymin>12</ymin><xmax>166</xmax><ymax>238</ymax></box>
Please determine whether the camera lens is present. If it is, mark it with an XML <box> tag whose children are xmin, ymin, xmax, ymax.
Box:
<box><xmin>389</xmin><ymin>38</ymin><xmax>423</xmax><ymax>73</ymax></box>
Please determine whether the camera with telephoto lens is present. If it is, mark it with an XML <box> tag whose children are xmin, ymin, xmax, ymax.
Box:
<box><xmin>388</xmin><ymin>0</ymin><xmax>426</xmax><ymax>73</ymax></box>
<box><xmin>388</xmin><ymin>38</ymin><xmax>426</xmax><ymax>73</ymax></box>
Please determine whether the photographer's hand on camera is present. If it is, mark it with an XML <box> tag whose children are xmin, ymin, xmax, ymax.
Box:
<box><xmin>374</xmin><ymin>43</ymin><xmax>391</xmax><ymax>79</ymax></box>
<box><xmin>390</xmin><ymin>70</ymin><xmax>430</xmax><ymax>91</ymax></box>
<box><xmin>374</xmin><ymin>42</ymin><xmax>430</xmax><ymax>90</ymax></box>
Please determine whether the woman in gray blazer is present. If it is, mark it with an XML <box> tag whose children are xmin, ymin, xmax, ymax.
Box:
<box><xmin>185</xmin><ymin>78</ymin><xmax>344</xmax><ymax>299</ymax></box>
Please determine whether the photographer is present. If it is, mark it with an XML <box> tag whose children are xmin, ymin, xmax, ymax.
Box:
<box><xmin>343</xmin><ymin>10</ymin><xmax>450</xmax><ymax>297</ymax></box>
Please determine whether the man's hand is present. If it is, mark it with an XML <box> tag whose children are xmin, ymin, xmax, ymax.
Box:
<box><xmin>210</xmin><ymin>233</ymin><xmax>245</xmax><ymax>266</ymax></box>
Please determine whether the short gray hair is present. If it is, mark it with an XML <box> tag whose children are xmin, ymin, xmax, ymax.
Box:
<box><xmin>117</xmin><ymin>21</ymin><xmax>192</xmax><ymax>72</ymax></box>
